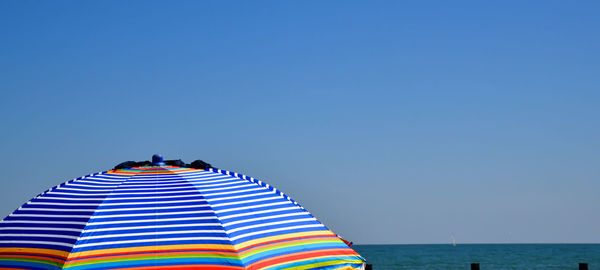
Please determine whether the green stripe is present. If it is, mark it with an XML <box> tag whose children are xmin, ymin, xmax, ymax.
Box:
<box><xmin>0</xmin><ymin>257</ymin><xmax>63</xmax><ymax>267</ymax></box>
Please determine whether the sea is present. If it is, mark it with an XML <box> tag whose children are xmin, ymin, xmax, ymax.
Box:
<box><xmin>353</xmin><ymin>244</ymin><xmax>600</xmax><ymax>270</ymax></box>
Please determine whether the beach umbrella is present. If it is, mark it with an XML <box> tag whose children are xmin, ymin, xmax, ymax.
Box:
<box><xmin>0</xmin><ymin>155</ymin><xmax>364</xmax><ymax>270</ymax></box>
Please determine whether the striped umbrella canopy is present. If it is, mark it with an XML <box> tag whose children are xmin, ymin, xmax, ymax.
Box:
<box><xmin>0</xmin><ymin>155</ymin><xmax>364</xmax><ymax>270</ymax></box>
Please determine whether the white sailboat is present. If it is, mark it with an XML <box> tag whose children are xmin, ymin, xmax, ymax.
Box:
<box><xmin>451</xmin><ymin>233</ymin><xmax>456</xmax><ymax>247</ymax></box>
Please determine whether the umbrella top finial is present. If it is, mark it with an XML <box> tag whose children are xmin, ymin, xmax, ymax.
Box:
<box><xmin>151</xmin><ymin>154</ymin><xmax>165</xmax><ymax>166</ymax></box>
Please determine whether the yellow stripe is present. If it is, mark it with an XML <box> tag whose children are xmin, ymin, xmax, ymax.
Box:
<box><xmin>264</xmin><ymin>255</ymin><xmax>363</xmax><ymax>270</ymax></box>
<box><xmin>167</xmin><ymin>168</ymin><xmax>202</xmax><ymax>174</ymax></box>
<box><xmin>329</xmin><ymin>265</ymin><xmax>363</xmax><ymax>270</ymax></box>
<box><xmin>233</xmin><ymin>231</ymin><xmax>336</xmax><ymax>250</ymax></box>
<box><xmin>239</xmin><ymin>239</ymin><xmax>343</xmax><ymax>259</ymax></box>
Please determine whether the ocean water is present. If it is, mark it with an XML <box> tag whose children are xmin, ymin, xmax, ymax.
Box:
<box><xmin>353</xmin><ymin>244</ymin><xmax>600</xmax><ymax>270</ymax></box>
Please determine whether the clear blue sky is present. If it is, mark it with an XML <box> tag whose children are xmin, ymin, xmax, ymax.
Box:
<box><xmin>1</xmin><ymin>1</ymin><xmax>599</xmax><ymax>244</ymax></box>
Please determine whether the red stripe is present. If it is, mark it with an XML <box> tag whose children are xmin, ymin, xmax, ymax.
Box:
<box><xmin>0</xmin><ymin>252</ymin><xmax>67</xmax><ymax>261</ymax></box>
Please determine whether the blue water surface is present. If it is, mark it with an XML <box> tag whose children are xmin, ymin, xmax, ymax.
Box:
<box><xmin>353</xmin><ymin>244</ymin><xmax>600</xmax><ymax>270</ymax></box>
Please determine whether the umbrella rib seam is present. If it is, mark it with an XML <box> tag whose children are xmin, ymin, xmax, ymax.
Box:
<box><xmin>62</xmin><ymin>169</ymin><xmax>147</xmax><ymax>268</ymax></box>
<box><xmin>167</xmin><ymin>167</ymin><xmax>249</xmax><ymax>268</ymax></box>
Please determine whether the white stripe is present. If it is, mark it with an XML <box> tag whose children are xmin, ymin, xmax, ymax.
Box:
<box><xmin>0</xmin><ymin>240</ymin><xmax>74</xmax><ymax>247</ymax></box>
<box><xmin>38</xmin><ymin>193</ymin><xmax>204</xmax><ymax>202</ymax></box>
<box><xmin>83</xmin><ymin>177</ymin><xmax>124</xmax><ymax>182</ymax></box>
<box><xmin>226</xmin><ymin>218</ymin><xmax>317</xmax><ymax>234</ymax></box>
<box><xmin>126</xmin><ymin>173</ymin><xmax>219</xmax><ymax>180</ymax></box>
<box><xmin>102</xmin><ymin>193</ymin><xmax>205</xmax><ymax>201</ymax></box>
<box><xmin>54</xmin><ymin>187</ymin><xmax>115</xmax><ymax>192</ymax></box>
<box><xmin>90</xmin><ymin>210</ymin><xmax>214</xmax><ymax>219</ymax></box>
<box><xmin>87</xmin><ymin>174</ymin><xmax>129</xmax><ymax>178</ymax></box>
<box><xmin>112</xmin><ymin>182</ymin><xmax>193</xmax><ymax>189</ymax></box>
<box><xmin>98</xmin><ymin>185</ymin><xmax>196</xmax><ymax>192</ymax></box>
<box><xmin>0</xmin><ymin>227</ymin><xmax>82</xmax><ymax>232</ymax></box>
<box><xmin>210</xmin><ymin>196</ymin><xmax>282</xmax><ymax>208</ymax></box>
<box><xmin>187</xmin><ymin>179</ymin><xmax>246</xmax><ymax>188</ymax></box>
<box><xmin>117</xmin><ymin>180</ymin><xmax>189</xmax><ymax>185</ymax></box>
<box><xmin>47</xmin><ymin>191</ymin><xmax>111</xmax><ymax>196</ymax></box>
<box><xmin>194</xmin><ymin>183</ymin><xmax>255</xmax><ymax>193</ymax></box>
<box><xmin>90</xmin><ymin>174</ymin><xmax>131</xmax><ymax>178</ymax></box>
<box><xmin>0</xmin><ymin>233</ymin><xmax>78</xmax><ymax>240</ymax></box>
<box><xmin>63</xmin><ymin>183</ymin><xmax>120</xmax><ymax>188</ymax></box>
<box><xmin>206</xmin><ymin>190</ymin><xmax>274</xmax><ymax>202</ymax></box>
<box><xmin>215</xmin><ymin>201</ymin><xmax>292</xmax><ymax>215</ymax></box>
<box><xmin>0</xmin><ymin>220</ymin><xmax>87</xmax><ymax>225</ymax></box>
<box><xmin>202</xmin><ymin>187</ymin><xmax>267</xmax><ymax>198</ymax></box>
<box><xmin>88</xmin><ymin>216</ymin><xmax>217</xmax><ymax>226</ymax></box>
<box><xmin>103</xmin><ymin>188</ymin><xmax>203</xmax><ymax>195</ymax></box>
<box><xmin>49</xmin><ymin>188</ymin><xmax>205</xmax><ymax>196</ymax></box>
<box><xmin>112</xmin><ymin>177</ymin><xmax>237</xmax><ymax>189</ymax></box>
<box><xmin>75</xmin><ymin>179</ymin><xmax>123</xmax><ymax>183</ymax></box>
<box><xmin>120</xmin><ymin>177</ymin><xmax>203</xmax><ymax>184</ymax></box>
<box><xmin>78</xmin><ymin>229</ymin><xmax>225</xmax><ymax>240</ymax></box>
<box><xmin>188</xmin><ymin>176</ymin><xmax>242</xmax><ymax>185</ymax></box>
<box><xmin>35</xmin><ymin>196</ymin><xmax>105</xmax><ymax>201</ymax></box>
<box><xmin>73</xmin><ymin>236</ymin><xmax>229</xmax><ymax>248</ymax></box>
<box><xmin>98</xmin><ymin>198</ymin><xmax>207</xmax><ymax>207</ymax></box>
<box><xmin>9</xmin><ymin>213</ymin><xmax>92</xmax><ymax>218</ymax></box>
<box><xmin>95</xmin><ymin>204</ymin><xmax>207</xmax><ymax>213</ymax></box>
<box><xmin>73</xmin><ymin>180</ymin><xmax>123</xmax><ymax>185</ymax></box>
<box><xmin>119</xmin><ymin>178</ymin><xmax>243</xmax><ymax>190</ymax></box>
<box><xmin>83</xmin><ymin>223</ymin><xmax>222</xmax><ymax>233</ymax></box>
<box><xmin>142</xmin><ymin>174</ymin><xmax>203</xmax><ymax>179</ymax></box>
<box><xmin>27</xmin><ymin>202</ymin><xmax>101</xmax><ymax>207</ymax></box>
<box><xmin>221</xmin><ymin>212</ymin><xmax>311</xmax><ymax>227</ymax></box>
<box><xmin>229</xmin><ymin>224</ymin><xmax>325</xmax><ymax>241</ymax></box>
<box><xmin>19</xmin><ymin>207</ymin><xmax>95</xmax><ymax>212</ymax></box>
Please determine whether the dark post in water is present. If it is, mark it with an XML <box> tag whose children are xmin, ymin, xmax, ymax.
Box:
<box><xmin>471</xmin><ymin>262</ymin><xmax>480</xmax><ymax>270</ymax></box>
<box><xmin>365</xmin><ymin>264</ymin><xmax>372</xmax><ymax>270</ymax></box>
<box><xmin>579</xmin><ymin>263</ymin><xmax>588</xmax><ymax>270</ymax></box>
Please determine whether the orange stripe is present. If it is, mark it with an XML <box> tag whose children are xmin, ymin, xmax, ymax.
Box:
<box><xmin>0</xmin><ymin>248</ymin><xmax>70</xmax><ymax>260</ymax></box>
<box><xmin>105</xmin><ymin>170</ymin><xmax>139</xmax><ymax>175</ymax></box>
<box><xmin>134</xmin><ymin>171</ymin><xmax>176</xmax><ymax>175</ymax></box>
